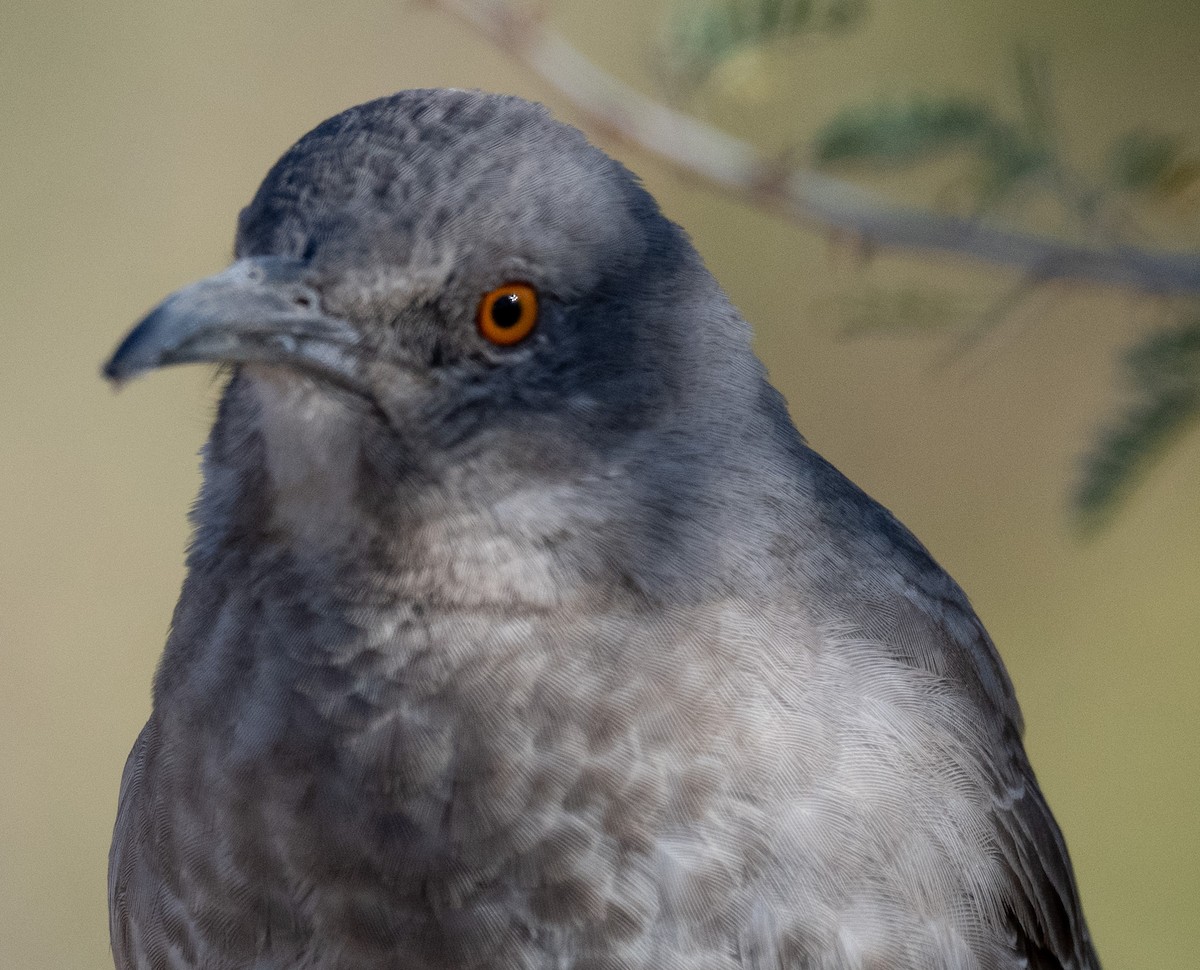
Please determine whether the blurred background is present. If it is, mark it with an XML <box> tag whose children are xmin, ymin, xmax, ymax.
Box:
<box><xmin>1</xmin><ymin>0</ymin><xmax>1197</xmax><ymax>967</ymax></box>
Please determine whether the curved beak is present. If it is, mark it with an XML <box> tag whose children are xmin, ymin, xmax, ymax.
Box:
<box><xmin>102</xmin><ymin>257</ymin><xmax>362</xmax><ymax>389</ymax></box>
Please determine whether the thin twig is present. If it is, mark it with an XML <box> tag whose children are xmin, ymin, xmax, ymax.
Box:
<box><xmin>429</xmin><ymin>0</ymin><xmax>1200</xmax><ymax>297</ymax></box>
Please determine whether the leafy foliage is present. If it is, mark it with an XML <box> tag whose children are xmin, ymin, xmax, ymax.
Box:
<box><xmin>812</xmin><ymin>95</ymin><xmax>1055</xmax><ymax>217</ymax></box>
<box><xmin>811</xmin><ymin>48</ymin><xmax>1082</xmax><ymax>222</ymax></box>
<box><xmin>1107</xmin><ymin>130</ymin><xmax>1200</xmax><ymax>201</ymax></box>
<box><xmin>1076</xmin><ymin>315</ymin><xmax>1200</xmax><ymax>528</ymax></box>
<box><xmin>662</xmin><ymin>0</ymin><xmax>868</xmax><ymax>91</ymax></box>
<box><xmin>1108</xmin><ymin>131</ymin><xmax>1184</xmax><ymax>192</ymax></box>
<box><xmin>657</xmin><ymin>2</ymin><xmax>1200</xmax><ymax>526</ymax></box>
<box><xmin>824</xmin><ymin>283</ymin><xmax>973</xmax><ymax>338</ymax></box>
<box><xmin>799</xmin><ymin>45</ymin><xmax>1200</xmax><ymax>525</ymax></box>
<box><xmin>813</xmin><ymin>99</ymin><xmax>1000</xmax><ymax>167</ymax></box>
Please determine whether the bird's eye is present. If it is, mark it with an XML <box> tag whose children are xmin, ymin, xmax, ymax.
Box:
<box><xmin>477</xmin><ymin>282</ymin><xmax>538</xmax><ymax>346</ymax></box>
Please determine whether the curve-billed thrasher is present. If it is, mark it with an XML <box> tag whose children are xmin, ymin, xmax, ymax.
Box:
<box><xmin>103</xmin><ymin>89</ymin><xmax>1098</xmax><ymax>970</ymax></box>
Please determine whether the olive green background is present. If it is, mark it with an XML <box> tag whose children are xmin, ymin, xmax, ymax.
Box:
<box><xmin>2</xmin><ymin>1</ymin><xmax>1197</xmax><ymax>967</ymax></box>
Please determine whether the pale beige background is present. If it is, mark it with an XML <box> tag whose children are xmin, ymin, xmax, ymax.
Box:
<box><xmin>1</xmin><ymin>1</ymin><xmax>1197</xmax><ymax>968</ymax></box>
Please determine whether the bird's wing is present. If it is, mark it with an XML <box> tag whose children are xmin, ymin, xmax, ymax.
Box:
<box><xmin>109</xmin><ymin>717</ymin><xmax>156</xmax><ymax>970</ymax></box>
<box><xmin>896</xmin><ymin>580</ymin><xmax>1098</xmax><ymax>969</ymax></box>
<box><xmin>861</xmin><ymin>589</ymin><xmax>1097</xmax><ymax>969</ymax></box>
<box><xmin>805</xmin><ymin>449</ymin><xmax>1099</xmax><ymax>969</ymax></box>
<box><xmin>989</xmin><ymin>734</ymin><xmax>1102</xmax><ymax>970</ymax></box>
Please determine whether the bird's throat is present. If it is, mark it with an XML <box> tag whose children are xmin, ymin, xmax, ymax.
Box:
<box><xmin>249</xmin><ymin>368</ymin><xmax>364</xmax><ymax>551</ymax></box>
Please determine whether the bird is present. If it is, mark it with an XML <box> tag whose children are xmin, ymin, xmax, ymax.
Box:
<box><xmin>103</xmin><ymin>88</ymin><xmax>1099</xmax><ymax>970</ymax></box>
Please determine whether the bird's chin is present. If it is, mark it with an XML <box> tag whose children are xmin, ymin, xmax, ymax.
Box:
<box><xmin>242</xmin><ymin>359</ymin><xmax>367</xmax><ymax>405</ymax></box>
<box><xmin>239</xmin><ymin>358</ymin><xmax>409</xmax><ymax>435</ymax></box>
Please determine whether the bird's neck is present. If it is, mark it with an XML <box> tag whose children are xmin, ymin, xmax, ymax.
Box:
<box><xmin>190</xmin><ymin>368</ymin><xmax>800</xmax><ymax>616</ymax></box>
<box><xmin>190</xmin><ymin>374</ymin><xmax>615</xmax><ymax>614</ymax></box>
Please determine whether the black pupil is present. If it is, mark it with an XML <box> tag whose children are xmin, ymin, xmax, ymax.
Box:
<box><xmin>491</xmin><ymin>293</ymin><xmax>523</xmax><ymax>329</ymax></box>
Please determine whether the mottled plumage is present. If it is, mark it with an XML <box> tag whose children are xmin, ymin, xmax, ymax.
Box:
<box><xmin>104</xmin><ymin>89</ymin><xmax>1099</xmax><ymax>970</ymax></box>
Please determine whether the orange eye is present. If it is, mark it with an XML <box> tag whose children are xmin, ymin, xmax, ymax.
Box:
<box><xmin>477</xmin><ymin>282</ymin><xmax>539</xmax><ymax>346</ymax></box>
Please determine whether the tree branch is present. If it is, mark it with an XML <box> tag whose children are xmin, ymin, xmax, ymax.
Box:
<box><xmin>429</xmin><ymin>0</ymin><xmax>1200</xmax><ymax>296</ymax></box>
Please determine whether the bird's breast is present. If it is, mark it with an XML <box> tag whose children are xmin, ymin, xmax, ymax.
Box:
<box><xmin>123</xmin><ymin>588</ymin><xmax>1008</xmax><ymax>968</ymax></box>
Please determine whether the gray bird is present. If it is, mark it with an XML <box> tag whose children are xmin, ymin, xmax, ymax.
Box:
<box><xmin>103</xmin><ymin>89</ymin><xmax>1099</xmax><ymax>970</ymax></box>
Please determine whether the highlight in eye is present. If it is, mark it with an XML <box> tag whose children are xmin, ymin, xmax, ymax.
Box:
<box><xmin>477</xmin><ymin>282</ymin><xmax>539</xmax><ymax>346</ymax></box>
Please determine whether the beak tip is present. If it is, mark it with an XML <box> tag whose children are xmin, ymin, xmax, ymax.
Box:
<box><xmin>101</xmin><ymin>359</ymin><xmax>131</xmax><ymax>389</ymax></box>
<box><xmin>101</xmin><ymin>327</ymin><xmax>156</xmax><ymax>387</ymax></box>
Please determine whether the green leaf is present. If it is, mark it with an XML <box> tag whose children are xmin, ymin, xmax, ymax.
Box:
<box><xmin>1107</xmin><ymin>131</ymin><xmax>1185</xmax><ymax>192</ymax></box>
<box><xmin>827</xmin><ymin>283</ymin><xmax>970</xmax><ymax>338</ymax></box>
<box><xmin>1076</xmin><ymin>316</ymin><xmax>1200</xmax><ymax>528</ymax></box>
<box><xmin>663</xmin><ymin>0</ymin><xmax>869</xmax><ymax>91</ymax></box>
<box><xmin>972</xmin><ymin>121</ymin><xmax>1052</xmax><ymax>209</ymax></box>
<box><xmin>812</xmin><ymin>98</ymin><xmax>1000</xmax><ymax>167</ymax></box>
<box><xmin>1125</xmin><ymin>318</ymin><xmax>1200</xmax><ymax>384</ymax></box>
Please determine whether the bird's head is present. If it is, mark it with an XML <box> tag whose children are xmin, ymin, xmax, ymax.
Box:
<box><xmin>104</xmin><ymin>90</ymin><xmax>768</xmax><ymax>572</ymax></box>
